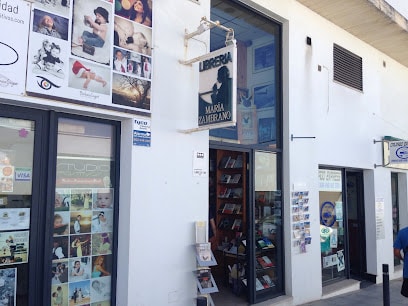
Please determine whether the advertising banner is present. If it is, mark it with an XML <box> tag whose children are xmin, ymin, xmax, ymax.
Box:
<box><xmin>0</xmin><ymin>0</ymin><xmax>31</xmax><ymax>96</ymax></box>
<box><xmin>24</xmin><ymin>0</ymin><xmax>153</xmax><ymax>113</ymax></box>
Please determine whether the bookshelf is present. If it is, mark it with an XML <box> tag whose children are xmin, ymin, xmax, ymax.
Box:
<box><xmin>215</xmin><ymin>150</ymin><xmax>247</xmax><ymax>251</ymax></box>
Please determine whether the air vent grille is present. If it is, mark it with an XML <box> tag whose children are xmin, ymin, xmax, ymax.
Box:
<box><xmin>333</xmin><ymin>44</ymin><xmax>363</xmax><ymax>91</ymax></box>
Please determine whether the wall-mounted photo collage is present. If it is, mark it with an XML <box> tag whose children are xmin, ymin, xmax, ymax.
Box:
<box><xmin>26</xmin><ymin>0</ymin><xmax>153</xmax><ymax>113</ymax></box>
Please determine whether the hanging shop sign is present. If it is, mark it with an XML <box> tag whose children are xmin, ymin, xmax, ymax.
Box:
<box><xmin>388</xmin><ymin>141</ymin><xmax>408</xmax><ymax>164</ymax></box>
<box><xmin>198</xmin><ymin>43</ymin><xmax>237</xmax><ymax>129</ymax></box>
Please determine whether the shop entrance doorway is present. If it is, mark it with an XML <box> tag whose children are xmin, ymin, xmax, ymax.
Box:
<box><xmin>346</xmin><ymin>171</ymin><xmax>367</xmax><ymax>280</ymax></box>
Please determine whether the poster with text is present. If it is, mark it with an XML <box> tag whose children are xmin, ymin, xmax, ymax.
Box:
<box><xmin>0</xmin><ymin>231</ymin><xmax>29</xmax><ymax>266</ymax></box>
<box><xmin>0</xmin><ymin>0</ymin><xmax>31</xmax><ymax>96</ymax></box>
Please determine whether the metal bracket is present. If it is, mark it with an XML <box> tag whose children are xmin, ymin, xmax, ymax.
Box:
<box><xmin>373</xmin><ymin>139</ymin><xmax>385</xmax><ymax>144</ymax></box>
<box><xmin>180</xmin><ymin>16</ymin><xmax>235</xmax><ymax>66</ymax></box>
<box><xmin>291</xmin><ymin>134</ymin><xmax>316</xmax><ymax>141</ymax></box>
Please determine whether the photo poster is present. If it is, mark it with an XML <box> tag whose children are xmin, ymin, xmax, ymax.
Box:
<box><xmin>291</xmin><ymin>191</ymin><xmax>311</xmax><ymax>253</ymax></box>
<box><xmin>0</xmin><ymin>267</ymin><xmax>17</xmax><ymax>306</ymax></box>
<box><xmin>0</xmin><ymin>231</ymin><xmax>29</xmax><ymax>266</ymax></box>
<box><xmin>198</xmin><ymin>42</ymin><xmax>237</xmax><ymax>129</ymax></box>
<box><xmin>25</xmin><ymin>0</ymin><xmax>153</xmax><ymax>112</ymax></box>
<box><xmin>52</xmin><ymin>186</ymin><xmax>114</xmax><ymax>304</ymax></box>
<box><xmin>0</xmin><ymin>0</ymin><xmax>31</xmax><ymax>96</ymax></box>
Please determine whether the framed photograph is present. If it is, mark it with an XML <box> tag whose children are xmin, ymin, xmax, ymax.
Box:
<box><xmin>253</xmin><ymin>83</ymin><xmax>275</xmax><ymax>109</ymax></box>
<box><xmin>253</xmin><ymin>42</ymin><xmax>275</xmax><ymax>72</ymax></box>
<box><xmin>258</xmin><ymin>117</ymin><xmax>275</xmax><ymax>143</ymax></box>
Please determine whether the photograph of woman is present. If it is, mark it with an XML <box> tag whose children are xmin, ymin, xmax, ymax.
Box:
<box><xmin>92</xmin><ymin>255</ymin><xmax>111</xmax><ymax>278</ymax></box>
<box><xmin>70</xmin><ymin>235</ymin><xmax>90</xmax><ymax>258</ymax></box>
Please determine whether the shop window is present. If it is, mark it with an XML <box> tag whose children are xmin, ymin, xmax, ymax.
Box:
<box><xmin>209</xmin><ymin>0</ymin><xmax>281</xmax><ymax>148</ymax></box>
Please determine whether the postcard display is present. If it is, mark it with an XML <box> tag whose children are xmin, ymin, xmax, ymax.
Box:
<box><xmin>195</xmin><ymin>221</ymin><xmax>218</xmax><ymax>306</ymax></box>
<box><xmin>291</xmin><ymin>191</ymin><xmax>311</xmax><ymax>254</ymax></box>
<box><xmin>26</xmin><ymin>0</ymin><xmax>153</xmax><ymax>113</ymax></box>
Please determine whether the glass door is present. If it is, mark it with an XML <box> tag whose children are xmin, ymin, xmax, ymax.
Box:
<box><xmin>318</xmin><ymin>168</ymin><xmax>346</xmax><ymax>284</ymax></box>
<box><xmin>251</xmin><ymin>151</ymin><xmax>283</xmax><ymax>303</ymax></box>
<box><xmin>49</xmin><ymin>117</ymin><xmax>119</xmax><ymax>306</ymax></box>
<box><xmin>0</xmin><ymin>109</ymin><xmax>47</xmax><ymax>306</ymax></box>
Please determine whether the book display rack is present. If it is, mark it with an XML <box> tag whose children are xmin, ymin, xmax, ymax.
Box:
<box><xmin>195</xmin><ymin>222</ymin><xmax>217</xmax><ymax>306</ymax></box>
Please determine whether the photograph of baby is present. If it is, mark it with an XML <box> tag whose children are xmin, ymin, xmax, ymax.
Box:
<box><xmin>112</xmin><ymin>73</ymin><xmax>151</xmax><ymax>110</ymax></box>
<box><xmin>70</xmin><ymin>210</ymin><xmax>92</xmax><ymax>234</ymax></box>
<box><xmin>113</xmin><ymin>15</ymin><xmax>152</xmax><ymax>56</ymax></box>
<box><xmin>114</xmin><ymin>49</ymin><xmax>151</xmax><ymax>80</ymax></box>
<box><xmin>90</xmin><ymin>276</ymin><xmax>111</xmax><ymax>303</ymax></box>
<box><xmin>51</xmin><ymin>283</ymin><xmax>68</xmax><ymax>306</ymax></box>
<box><xmin>31</xmin><ymin>37</ymin><xmax>66</xmax><ymax>83</ymax></box>
<box><xmin>53</xmin><ymin>212</ymin><xmax>70</xmax><ymax>236</ymax></box>
<box><xmin>32</xmin><ymin>9</ymin><xmax>69</xmax><ymax>40</ymax></box>
<box><xmin>91</xmin><ymin>211</ymin><xmax>113</xmax><ymax>233</ymax></box>
<box><xmin>68</xmin><ymin>59</ymin><xmax>110</xmax><ymax>94</ymax></box>
<box><xmin>69</xmin><ymin>257</ymin><xmax>92</xmax><ymax>282</ymax></box>
<box><xmin>70</xmin><ymin>189</ymin><xmax>93</xmax><ymax>210</ymax></box>
<box><xmin>55</xmin><ymin>189</ymin><xmax>71</xmax><ymax>211</ymax></box>
<box><xmin>93</xmin><ymin>188</ymin><xmax>114</xmax><ymax>209</ymax></box>
<box><xmin>115</xmin><ymin>0</ymin><xmax>152</xmax><ymax>27</ymax></box>
<box><xmin>71</xmin><ymin>0</ymin><xmax>112</xmax><ymax>65</ymax></box>
<box><xmin>35</xmin><ymin>0</ymin><xmax>71</xmax><ymax>17</ymax></box>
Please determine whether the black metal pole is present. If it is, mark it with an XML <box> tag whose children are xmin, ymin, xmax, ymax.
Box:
<box><xmin>383</xmin><ymin>264</ymin><xmax>390</xmax><ymax>306</ymax></box>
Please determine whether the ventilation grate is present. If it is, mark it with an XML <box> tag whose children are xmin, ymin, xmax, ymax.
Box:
<box><xmin>333</xmin><ymin>44</ymin><xmax>363</xmax><ymax>91</ymax></box>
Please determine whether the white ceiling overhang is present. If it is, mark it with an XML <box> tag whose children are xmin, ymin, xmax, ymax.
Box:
<box><xmin>297</xmin><ymin>0</ymin><xmax>408</xmax><ymax>67</ymax></box>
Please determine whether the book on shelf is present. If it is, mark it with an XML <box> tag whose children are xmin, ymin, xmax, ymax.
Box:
<box><xmin>233</xmin><ymin>204</ymin><xmax>241</xmax><ymax>214</ymax></box>
<box><xmin>257</xmin><ymin>237</ymin><xmax>275</xmax><ymax>249</ymax></box>
<box><xmin>195</xmin><ymin>268</ymin><xmax>218</xmax><ymax>294</ymax></box>
<box><xmin>259</xmin><ymin>277</ymin><xmax>270</xmax><ymax>289</ymax></box>
<box><xmin>225</xmin><ymin>158</ymin><xmax>236</xmax><ymax>168</ymax></box>
<box><xmin>222</xmin><ymin>203</ymin><xmax>235</xmax><ymax>214</ymax></box>
<box><xmin>230</xmin><ymin>173</ymin><xmax>241</xmax><ymax>184</ymax></box>
<box><xmin>231</xmin><ymin>218</ymin><xmax>242</xmax><ymax>231</ymax></box>
<box><xmin>262</xmin><ymin>274</ymin><xmax>275</xmax><ymax>287</ymax></box>
<box><xmin>196</xmin><ymin>242</ymin><xmax>212</xmax><ymax>262</ymax></box>
<box><xmin>231</xmin><ymin>188</ymin><xmax>243</xmax><ymax>198</ymax></box>
<box><xmin>218</xmin><ymin>156</ymin><xmax>231</xmax><ymax>169</ymax></box>
<box><xmin>255</xmin><ymin>278</ymin><xmax>264</xmax><ymax>291</ymax></box>
<box><xmin>218</xmin><ymin>217</ymin><xmax>233</xmax><ymax>230</ymax></box>
<box><xmin>219</xmin><ymin>173</ymin><xmax>231</xmax><ymax>183</ymax></box>
<box><xmin>233</xmin><ymin>155</ymin><xmax>243</xmax><ymax>168</ymax></box>
<box><xmin>257</xmin><ymin>255</ymin><xmax>274</xmax><ymax>268</ymax></box>
<box><xmin>218</xmin><ymin>186</ymin><xmax>231</xmax><ymax>198</ymax></box>
<box><xmin>262</xmin><ymin>237</ymin><xmax>275</xmax><ymax>248</ymax></box>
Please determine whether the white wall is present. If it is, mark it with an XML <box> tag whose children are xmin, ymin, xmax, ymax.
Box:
<box><xmin>116</xmin><ymin>1</ymin><xmax>211</xmax><ymax>305</ymax></box>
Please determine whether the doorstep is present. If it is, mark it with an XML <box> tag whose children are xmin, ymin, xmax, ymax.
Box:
<box><xmin>321</xmin><ymin>279</ymin><xmax>360</xmax><ymax>299</ymax></box>
<box><xmin>254</xmin><ymin>295</ymin><xmax>293</xmax><ymax>306</ymax></box>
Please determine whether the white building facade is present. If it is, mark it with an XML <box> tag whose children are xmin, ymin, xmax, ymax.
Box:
<box><xmin>0</xmin><ymin>0</ymin><xmax>408</xmax><ymax>305</ymax></box>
